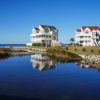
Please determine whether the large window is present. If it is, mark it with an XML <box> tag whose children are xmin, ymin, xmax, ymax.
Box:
<box><xmin>80</xmin><ymin>36</ymin><xmax>84</xmax><ymax>38</ymax></box>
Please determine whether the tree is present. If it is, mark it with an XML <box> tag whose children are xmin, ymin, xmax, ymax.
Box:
<box><xmin>70</xmin><ymin>38</ymin><xmax>75</xmax><ymax>44</ymax></box>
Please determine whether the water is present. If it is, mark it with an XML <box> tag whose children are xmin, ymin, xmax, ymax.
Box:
<box><xmin>0</xmin><ymin>44</ymin><xmax>26</xmax><ymax>47</ymax></box>
<box><xmin>0</xmin><ymin>53</ymin><xmax>100</xmax><ymax>100</ymax></box>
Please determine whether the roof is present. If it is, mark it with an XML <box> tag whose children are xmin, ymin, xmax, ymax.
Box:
<box><xmin>40</xmin><ymin>25</ymin><xmax>57</xmax><ymax>31</ymax></box>
<box><xmin>76</xmin><ymin>29</ymin><xmax>81</xmax><ymax>32</ymax></box>
<box><xmin>40</xmin><ymin>25</ymin><xmax>49</xmax><ymax>30</ymax></box>
<box><xmin>34</xmin><ymin>27</ymin><xmax>39</xmax><ymax>30</ymax></box>
<box><xmin>47</xmin><ymin>26</ymin><xmax>57</xmax><ymax>31</ymax></box>
<box><xmin>82</xmin><ymin>26</ymin><xmax>100</xmax><ymax>31</ymax></box>
<box><xmin>34</xmin><ymin>27</ymin><xmax>40</xmax><ymax>32</ymax></box>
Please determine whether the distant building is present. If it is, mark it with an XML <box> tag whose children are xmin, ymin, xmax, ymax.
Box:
<box><xmin>75</xmin><ymin>26</ymin><xmax>100</xmax><ymax>46</ymax></box>
<box><xmin>27</xmin><ymin>25</ymin><xmax>59</xmax><ymax>47</ymax></box>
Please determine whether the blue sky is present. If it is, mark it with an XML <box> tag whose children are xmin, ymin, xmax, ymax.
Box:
<box><xmin>0</xmin><ymin>0</ymin><xmax>100</xmax><ymax>44</ymax></box>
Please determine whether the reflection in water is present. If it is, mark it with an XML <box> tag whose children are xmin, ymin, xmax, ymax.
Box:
<box><xmin>0</xmin><ymin>53</ymin><xmax>100</xmax><ymax>100</ymax></box>
<box><xmin>76</xmin><ymin>61</ymin><xmax>100</xmax><ymax>72</ymax></box>
<box><xmin>30</xmin><ymin>53</ymin><xmax>57</xmax><ymax>71</ymax></box>
<box><xmin>30</xmin><ymin>52</ymin><xmax>100</xmax><ymax>72</ymax></box>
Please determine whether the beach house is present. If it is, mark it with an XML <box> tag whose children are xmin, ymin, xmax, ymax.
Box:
<box><xmin>75</xmin><ymin>26</ymin><xmax>100</xmax><ymax>46</ymax></box>
<box><xmin>27</xmin><ymin>25</ymin><xmax>59</xmax><ymax>47</ymax></box>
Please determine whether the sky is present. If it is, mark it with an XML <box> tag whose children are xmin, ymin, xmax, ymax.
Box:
<box><xmin>0</xmin><ymin>0</ymin><xmax>100</xmax><ymax>44</ymax></box>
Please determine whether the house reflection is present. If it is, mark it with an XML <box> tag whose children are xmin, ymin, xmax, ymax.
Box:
<box><xmin>76</xmin><ymin>61</ymin><xmax>100</xmax><ymax>72</ymax></box>
<box><xmin>30</xmin><ymin>53</ymin><xmax>57</xmax><ymax>71</ymax></box>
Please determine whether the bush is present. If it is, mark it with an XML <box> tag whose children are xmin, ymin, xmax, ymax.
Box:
<box><xmin>79</xmin><ymin>44</ymin><xmax>82</xmax><ymax>46</ymax></box>
<box><xmin>90</xmin><ymin>49</ymin><xmax>94</xmax><ymax>52</ymax></box>
<box><xmin>82</xmin><ymin>48</ymin><xmax>86</xmax><ymax>52</ymax></box>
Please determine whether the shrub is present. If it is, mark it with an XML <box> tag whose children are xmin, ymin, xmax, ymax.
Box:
<box><xmin>82</xmin><ymin>48</ymin><xmax>86</xmax><ymax>52</ymax></box>
<box><xmin>90</xmin><ymin>49</ymin><xmax>94</xmax><ymax>52</ymax></box>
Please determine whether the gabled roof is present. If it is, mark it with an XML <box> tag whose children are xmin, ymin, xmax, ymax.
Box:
<box><xmin>82</xmin><ymin>26</ymin><xmax>100</xmax><ymax>31</ymax></box>
<box><xmin>40</xmin><ymin>25</ymin><xmax>57</xmax><ymax>31</ymax></box>
<box><xmin>34</xmin><ymin>27</ymin><xmax>40</xmax><ymax>33</ymax></box>
<box><xmin>40</xmin><ymin>25</ymin><xmax>49</xmax><ymax>30</ymax></box>
<box><xmin>34</xmin><ymin>27</ymin><xmax>39</xmax><ymax>30</ymax></box>
<box><xmin>48</xmin><ymin>26</ymin><xmax>57</xmax><ymax>31</ymax></box>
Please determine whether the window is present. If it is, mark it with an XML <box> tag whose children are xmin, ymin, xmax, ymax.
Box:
<box><xmin>80</xmin><ymin>36</ymin><xmax>84</xmax><ymax>38</ymax></box>
<box><xmin>85</xmin><ymin>30</ymin><xmax>89</xmax><ymax>34</ymax></box>
<box><xmin>80</xmin><ymin>41</ymin><xmax>83</xmax><ymax>43</ymax></box>
<box><xmin>46</xmin><ymin>35</ymin><xmax>48</xmax><ymax>38</ymax></box>
<box><xmin>96</xmin><ymin>32</ymin><xmax>99</xmax><ymax>37</ymax></box>
<box><xmin>45</xmin><ymin>29</ymin><xmax>48</xmax><ymax>33</ymax></box>
<box><xmin>49</xmin><ymin>36</ymin><xmax>51</xmax><ymax>38</ymax></box>
<box><xmin>54</xmin><ymin>37</ymin><xmax>56</xmax><ymax>40</ymax></box>
<box><xmin>42</xmin><ymin>35</ymin><xmax>45</xmax><ymax>38</ymax></box>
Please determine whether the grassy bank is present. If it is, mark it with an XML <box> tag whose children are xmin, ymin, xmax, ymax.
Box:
<box><xmin>67</xmin><ymin>45</ymin><xmax>100</xmax><ymax>55</ymax></box>
<box><xmin>47</xmin><ymin>47</ymin><xmax>82</xmax><ymax>62</ymax></box>
<box><xmin>0</xmin><ymin>48</ymin><xmax>11</xmax><ymax>60</ymax></box>
<box><xmin>0</xmin><ymin>48</ymin><xmax>11</xmax><ymax>56</ymax></box>
<box><xmin>0</xmin><ymin>48</ymin><xmax>32</xmax><ymax>58</ymax></box>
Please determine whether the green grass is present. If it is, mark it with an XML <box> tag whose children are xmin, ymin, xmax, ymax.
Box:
<box><xmin>67</xmin><ymin>45</ymin><xmax>100</xmax><ymax>55</ymax></box>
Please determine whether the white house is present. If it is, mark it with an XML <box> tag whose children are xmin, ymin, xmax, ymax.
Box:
<box><xmin>27</xmin><ymin>25</ymin><xmax>59</xmax><ymax>47</ymax></box>
<box><xmin>75</xmin><ymin>26</ymin><xmax>100</xmax><ymax>46</ymax></box>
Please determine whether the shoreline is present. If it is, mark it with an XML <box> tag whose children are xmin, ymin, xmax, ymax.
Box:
<box><xmin>78</xmin><ymin>54</ymin><xmax>100</xmax><ymax>66</ymax></box>
<box><xmin>1</xmin><ymin>46</ymin><xmax>100</xmax><ymax>67</ymax></box>
<box><xmin>0</xmin><ymin>47</ymin><xmax>33</xmax><ymax>58</ymax></box>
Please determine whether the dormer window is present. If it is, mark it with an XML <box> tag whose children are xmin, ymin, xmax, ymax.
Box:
<box><xmin>85</xmin><ymin>30</ymin><xmax>89</xmax><ymax>34</ymax></box>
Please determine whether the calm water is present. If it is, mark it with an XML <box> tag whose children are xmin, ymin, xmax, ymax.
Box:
<box><xmin>0</xmin><ymin>53</ymin><xmax>100</xmax><ymax>100</ymax></box>
<box><xmin>0</xmin><ymin>44</ymin><xmax>26</xmax><ymax>47</ymax></box>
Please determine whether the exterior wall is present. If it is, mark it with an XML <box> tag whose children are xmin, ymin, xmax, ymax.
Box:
<box><xmin>75</xmin><ymin>27</ymin><xmax>100</xmax><ymax>46</ymax></box>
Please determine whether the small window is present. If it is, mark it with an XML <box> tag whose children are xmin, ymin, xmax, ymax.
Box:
<box><xmin>49</xmin><ymin>36</ymin><xmax>51</xmax><ymax>38</ymax></box>
<box><xmin>86</xmin><ymin>30</ymin><xmax>89</xmax><ymax>34</ymax></box>
<box><xmin>80</xmin><ymin>41</ymin><xmax>83</xmax><ymax>43</ymax></box>
<box><xmin>96</xmin><ymin>32</ymin><xmax>99</xmax><ymax>36</ymax></box>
